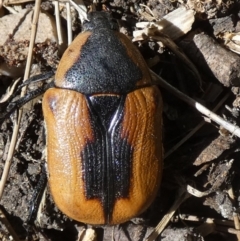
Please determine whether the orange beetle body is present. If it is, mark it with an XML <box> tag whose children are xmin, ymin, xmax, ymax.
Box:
<box><xmin>42</xmin><ymin>12</ymin><xmax>163</xmax><ymax>225</ymax></box>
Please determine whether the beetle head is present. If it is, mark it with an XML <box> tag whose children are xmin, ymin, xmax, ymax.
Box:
<box><xmin>83</xmin><ymin>12</ymin><xmax>119</xmax><ymax>32</ymax></box>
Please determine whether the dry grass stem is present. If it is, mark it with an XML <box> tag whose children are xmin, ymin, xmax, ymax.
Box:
<box><xmin>69</xmin><ymin>0</ymin><xmax>87</xmax><ymax>23</ymax></box>
<box><xmin>66</xmin><ymin>1</ymin><xmax>72</xmax><ymax>45</ymax></box>
<box><xmin>151</xmin><ymin>70</ymin><xmax>240</xmax><ymax>138</ymax></box>
<box><xmin>0</xmin><ymin>0</ymin><xmax>41</xmax><ymax>200</ymax></box>
<box><xmin>0</xmin><ymin>207</ymin><xmax>21</xmax><ymax>241</ymax></box>
<box><xmin>151</xmin><ymin>34</ymin><xmax>202</xmax><ymax>88</ymax></box>
<box><xmin>0</xmin><ymin>78</ymin><xmax>21</xmax><ymax>103</ymax></box>
<box><xmin>53</xmin><ymin>0</ymin><xmax>64</xmax><ymax>46</ymax></box>
<box><xmin>165</xmin><ymin>93</ymin><xmax>230</xmax><ymax>158</ymax></box>
<box><xmin>145</xmin><ymin>190</ymin><xmax>190</xmax><ymax>241</ymax></box>
<box><xmin>2</xmin><ymin>4</ymin><xmax>18</xmax><ymax>13</ymax></box>
<box><xmin>228</xmin><ymin>187</ymin><xmax>240</xmax><ymax>240</ymax></box>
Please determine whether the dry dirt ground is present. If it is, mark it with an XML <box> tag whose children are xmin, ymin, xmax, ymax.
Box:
<box><xmin>1</xmin><ymin>0</ymin><xmax>240</xmax><ymax>240</ymax></box>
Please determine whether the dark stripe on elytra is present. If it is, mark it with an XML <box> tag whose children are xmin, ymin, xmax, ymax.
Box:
<box><xmin>81</xmin><ymin>95</ymin><xmax>133</xmax><ymax>223</ymax></box>
<box><xmin>63</xmin><ymin>28</ymin><xmax>142</xmax><ymax>95</ymax></box>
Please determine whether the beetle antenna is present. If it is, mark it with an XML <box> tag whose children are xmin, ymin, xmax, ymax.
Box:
<box><xmin>6</xmin><ymin>71</ymin><xmax>54</xmax><ymax>107</ymax></box>
<box><xmin>18</xmin><ymin>71</ymin><xmax>54</xmax><ymax>89</ymax></box>
<box><xmin>0</xmin><ymin>81</ymin><xmax>54</xmax><ymax>124</ymax></box>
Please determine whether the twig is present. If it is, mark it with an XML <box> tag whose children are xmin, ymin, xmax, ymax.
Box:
<box><xmin>134</xmin><ymin>30</ymin><xmax>202</xmax><ymax>88</ymax></box>
<box><xmin>165</xmin><ymin>92</ymin><xmax>230</xmax><ymax>158</ymax></box>
<box><xmin>69</xmin><ymin>0</ymin><xmax>87</xmax><ymax>23</ymax></box>
<box><xmin>139</xmin><ymin>4</ymin><xmax>155</xmax><ymax>18</ymax></box>
<box><xmin>153</xmin><ymin>34</ymin><xmax>202</xmax><ymax>89</ymax></box>
<box><xmin>145</xmin><ymin>190</ymin><xmax>190</xmax><ymax>241</ymax></box>
<box><xmin>150</xmin><ymin>70</ymin><xmax>240</xmax><ymax>138</ymax></box>
<box><xmin>0</xmin><ymin>206</ymin><xmax>21</xmax><ymax>241</ymax></box>
<box><xmin>77</xmin><ymin>228</ymin><xmax>96</xmax><ymax>241</ymax></box>
<box><xmin>0</xmin><ymin>0</ymin><xmax>42</xmax><ymax>199</ymax></box>
<box><xmin>2</xmin><ymin>5</ymin><xmax>18</xmax><ymax>14</ymax></box>
<box><xmin>179</xmin><ymin>214</ymin><xmax>233</xmax><ymax>225</ymax></box>
<box><xmin>233</xmin><ymin>212</ymin><xmax>240</xmax><ymax>241</ymax></box>
<box><xmin>186</xmin><ymin>184</ymin><xmax>210</xmax><ymax>198</ymax></box>
<box><xmin>66</xmin><ymin>1</ymin><xmax>72</xmax><ymax>45</ymax></box>
<box><xmin>53</xmin><ymin>1</ymin><xmax>63</xmax><ymax>46</ymax></box>
<box><xmin>215</xmin><ymin>226</ymin><xmax>240</xmax><ymax>235</ymax></box>
<box><xmin>180</xmin><ymin>214</ymin><xmax>240</xmax><ymax>237</ymax></box>
<box><xmin>228</xmin><ymin>187</ymin><xmax>240</xmax><ymax>241</ymax></box>
<box><xmin>194</xmin><ymin>163</ymin><xmax>210</xmax><ymax>177</ymax></box>
<box><xmin>196</xmin><ymin>222</ymin><xmax>215</xmax><ymax>237</ymax></box>
<box><xmin>227</xmin><ymin>228</ymin><xmax>240</xmax><ymax>235</ymax></box>
<box><xmin>228</xmin><ymin>186</ymin><xmax>236</xmax><ymax>204</ymax></box>
<box><xmin>0</xmin><ymin>78</ymin><xmax>21</xmax><ymax>103</ymax></box>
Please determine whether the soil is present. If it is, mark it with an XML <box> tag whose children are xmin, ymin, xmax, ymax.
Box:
<box><xmin>1</xmin><ymin>0</ymin><xmax>240</xmax><ymax>241</ymax></box>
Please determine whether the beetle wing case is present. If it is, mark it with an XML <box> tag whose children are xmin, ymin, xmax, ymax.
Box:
<box><xmin>42</xmin><ymin>12</ymin><xmax>163</xmax><ymax>225</ymax></box>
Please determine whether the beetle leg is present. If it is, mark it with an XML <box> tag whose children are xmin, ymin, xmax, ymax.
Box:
<box><xmin>27</xmin><ymin>164</ymin><xmax>47</xmax><ymax>226</ymax></box>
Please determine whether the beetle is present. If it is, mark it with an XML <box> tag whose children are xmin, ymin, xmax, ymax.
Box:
<box><xmin>2</xmin><ymin>11</ymin><xmax>163</xmax><ymax>225</ymax></box>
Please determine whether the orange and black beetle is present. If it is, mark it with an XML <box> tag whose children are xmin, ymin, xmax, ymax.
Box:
<box><xmin>6</xmin><ymin>11</ymin><xmax>163</xmax><ymax>225</ymax></box>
